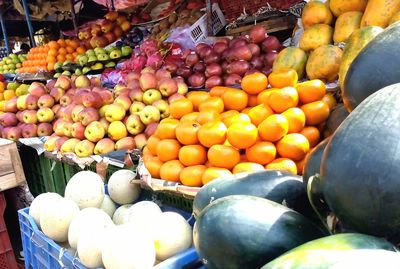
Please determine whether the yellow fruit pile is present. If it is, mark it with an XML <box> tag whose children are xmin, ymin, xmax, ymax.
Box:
<box><xmin>143</xmin><ymin>70</ymin><xmax>336</xmax><ymax>187</ymax></box>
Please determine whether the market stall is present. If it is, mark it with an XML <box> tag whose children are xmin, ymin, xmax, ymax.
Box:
<box><xmin>1</xmin><ymin>0</ymin><xmax>400</xmax><ymax>268</ymax></box>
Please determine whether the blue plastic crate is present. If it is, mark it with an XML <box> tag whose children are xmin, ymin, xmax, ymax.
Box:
<box><xmin>18</xmin><ymin>203</ymin><xmax>203</xmax><ymax>269</ymax></box>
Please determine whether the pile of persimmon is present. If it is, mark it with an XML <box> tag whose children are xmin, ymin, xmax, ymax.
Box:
<box><xmin>143</xmin><ymin>69</ymin><xmax>336</xmax><ymax>187</ymax></box>
<box><xmin>18</xmin><ymin>39</ymin><xmax>85</xmax><ymax>73</ymax></box>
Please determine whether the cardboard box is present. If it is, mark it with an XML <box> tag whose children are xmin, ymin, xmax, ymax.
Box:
<box><xmin>0</xmin><ymin>139</ymin><xmax>26</xmax><ymax>191</ymax></box>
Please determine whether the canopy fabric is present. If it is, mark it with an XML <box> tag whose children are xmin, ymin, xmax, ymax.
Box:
<box><xmin>91</xmin><ymin>0</ymin><xmax>149</xmax><ymax>10</ymax></box>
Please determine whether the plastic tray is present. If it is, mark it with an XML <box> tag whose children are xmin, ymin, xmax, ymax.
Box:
<box><xmin>18</xmin><ymin>198</ymin><xmax>203</xmax><ymax>269</ymax></box>
<box><xmin>0</xmin><ymin>192</ymin><xmax>19</xmax><ymax>269</ymax></box>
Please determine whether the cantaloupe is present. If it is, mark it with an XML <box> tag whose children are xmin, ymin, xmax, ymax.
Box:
<box><xmin>102</xmin><ymin>224</ymin><xmax>156</xmax><ymax>269</ymax></box>
<box><xmin>68</xmin><ymin>207</ymin><xmax>114</xmax><ymax>250</ymax></box>
<box><xmin>108</xmin><ymin>170</ymin><xmax>141</xmax><ymax>205</ymax></box>
<box><xmin>124</xmin><ymin>201</ymin><xmax>162</xmax><ymax>234</ymax></box>
<box><xmin>100</xmin><ymin>195</ymin><xmax>117</xmax><ymax>218</ymax></box>
<box><xmin>40</xmin><ymin>198</ymin><xmax>80</xmax><ymax>242</ymax></box>
<box><xmin>77</xmin><ymin>227</ymin><xmax>107</xmax><ymax>269</ymax></box>
<box><xmin>150</xmin><ymin>212</ymin><xmax>193</xmax><ymax>261</ymax></box>
<box><xmin>112</xmin><ymin>204</ymin><xmax>133</xmax><ymax>225</ymax></box>
<box><xmin>29</xmin><ymin>192</ymin><xmax>62</xmax><ymax>228</ymax></box>
<box><xmin>64</xmin><ymin>171</ymin><xmax>105</xmax><ymax>209</ymax></box>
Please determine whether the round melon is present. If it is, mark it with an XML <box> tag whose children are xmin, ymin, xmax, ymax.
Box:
<box><xmin>64</xmin><ymin>171</ymin><xmax>105</xmax><ymax>209</ymax></box>
<box><xmin>68</xmin><ymin>207</ymin><xmax>114</xmax><ymax>250</ymax></box>
<box><xmin>29</xmin><ymin>192</ymin><xmax>62</xmax><ymax>228</ymax></box>
<box><xmin>77</xmin><ymin>226</ymin><xmax>107</xmax><ymax>268</ymax></box>
<box><xmin>108</xmin><ymin>170</ymin><xmax>141</xmax><ymax>204</ymax></box>
<box><xmin>40</xmin><ymin>198</ymin><xmax>80</xmax><ymax>242</ymax></box>
<box><xmin>112</xmin><ymin>204</ymin><xmax>133</xmax><ymax>225</ymax></box>
<box><xmin>150</xmin><ymin>212</ymin><xmax>193</xmax><ymax>261</ymax></box>
<box><xmin>100</xmin><ymin>195</ymin><xmax>117</xmax><ymax>218</ymax></box>
<box><xmin>102</xmin><ymin>224</ymin><xmax>156</xmax><ymax>269</ymax></box>
<box><xmin>124</xmin><ymin>201</ymin><xmax>162</xmax><ymax>233</ymax></box>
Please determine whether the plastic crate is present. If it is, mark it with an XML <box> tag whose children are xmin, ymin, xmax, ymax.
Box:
<box><xmin>18</xmin><ymin>197</ymin><xmax>203</xmax><ymax>269</ymax></box>
<box><xmin>189</xmin><ymin>3</ymin><xmax>226</xmax><ymax>44</ymax></box>
<box><xmin>0</xmin><ymin>192</ymin><xmax>19</xmax><ymax>269</ymax></box>
<box><xmin>220</xmin><ymin>0</ymin><xmax>303</xmax><ymax>21</ymax></box>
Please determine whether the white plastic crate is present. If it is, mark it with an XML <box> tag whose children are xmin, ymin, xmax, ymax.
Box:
<box><xmin>189</xmin><ymin>3</ymin><xmax>226</xmax><ymax>44</ymax></box>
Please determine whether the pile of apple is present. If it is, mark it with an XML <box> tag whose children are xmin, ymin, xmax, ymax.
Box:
<box><xmin>78</xmin><ymin>11</ymin><xmax>132</xmax><ymax>49</ymax></box>
<box><xmin>171</xmin><ymin>25</ymin><xmax>283</xmax><ymax>88</ymax></box>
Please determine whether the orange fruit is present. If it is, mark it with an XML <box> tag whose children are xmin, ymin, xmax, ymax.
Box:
<box><xmin>221</xmin><ymin>88</ymin><xmax>248</xmax><ymax>111</ymax></box>
<box><xmin>295</xmin><ymin>158</ymin><xmax>306</xmax><ymax>175</ymax></box>
<box><xmin>321</xmin><ymin>93</ymin><xmax>337</xmax><ymax>111</ymax></box>
<box><xmin>46</xmin><ymin>55</ymin><xmax>56</xmax><ymax>62</ymax></box>
<box><xmin>144</xmin><ymin>156</ymin><xmax>163</xmax><ymax>178</ymax></box>
<box><xmin>66</xmin><ymin>46</ymin><xmax>74</xmax><ymax>54</ymax></box>
<box><xmin>258</xmin><ymin>114</ymin><xmax>289</xmax><ymax>142</ymax></box>
<box><xmin>159</xmin><ymin>160</ymin><xmax>185</xmax><ymax>182</ymax></box>
<box><xmin>266</xmin><ymin>158</ymin><xmax>297</xmax><ymax>175</ymax></box>
<box><xmin>57</xmin><ymin>54</ymin><xmax>66</xmax><ymax>62</ymax></box>
<box><xmin>300</xmin><ymin>126</ymin><xmax>321</xmax><ymax>148</ymax></box>
<box><xmin>48</xmin><ymin>48</ymin><xmax>58</xmax><ymax>57</ymax></box>
<box><xmin>268</xmin><ymin>68</ymin><xmax>298</xmax><ymax>88</ymax></box>
<box><xmin>156</xmin><ymin>119</ymin><xmax>179</xmax><ymax>139</ymax></box>
<box><xmin>247</xmin><ymin>104</ymin><xmax>274</xmax><ymax>126</ymax></box>
<box><xmin>246</xmin><ymin>141</ymin><xmax>277</xmax><ymax>165</ymax></box>
<box><xmin>232</xmin><ymin>162</ymin><xmax>265</xmax><ymax>174</ymax></box>
<box><xmin>296</xmin><ymin>79</ymin><xmax>326</xmax><ymax>104</ymax></box>
<box><xmin>241</xmin><ymin>72</ymin><xmax>268</xmax><ymax>95</ymax></box>
<box><xmin>57</xmin><ymin>39</ymin><xmax>66</xmax><ymax>47</ymax></box>
<box><xmin>47</xmin><ymin>63</ymin><xmax>54</xmax><ymax>71</ymax></box>
<box><xmin>142</xmin><ymin>147</ymin><xmax>153</xmax><ymax>158</ymax></box>
<box><xmin>169</xmin><ymin>98</ymin><xmax>193</xmax><ymax>119</ymax></box>
<box><xmin>227</xmin><ymin>122</ymin><xmax>258</xmax><ymax>149</ymax></box>
<box><xmin>178</xmin><ymin>145</ymin><xmax>207</xmax><ymax>166</ymax></box>
<box><xmin>180</xmin><ymin>165</ymin><xmax>207</xmax><ymax>187</ymax></box>
<box><xmin>145</xmin><ymin>136</ymin><xmax>160</xmax><ymax>155</ymax></box>
<box><xmin>0</xmin><ymin>93</ymin><xmax>3</xmax><ymax>100</ymax></box>
<box><xmin>248</xmin><ymin>94</ymin><xmax>258</xmax><ymax>107</ymax></box>
<box><xmin>196</xmin><ymin>109</ymin><xmax>221</xmax><ymax>125</ymax></box>
<box><xmin>65</xmin><ymin>54</ymin><xmax>73</xmax><ymax>61</ymax></box>
<box><xmin>221</xmin><ymin>110</ymin><xmax>239</xmax><ymax>121</ymax></box>
<box><xmin>156</xmin><ymin>139</ymin><xmax>181</xmax><ymax>162</ymax></box>
<box><xmin>180</xmin><ymin>112</ymin><xmax>200</xmax><ymax>122</ymax></box>
<box><xmin>300</xmin><ymin>101</ymin><xmax>330</xmax><ymax>125</ymax></box>
<box><xmin>3</xmin><ymin>90</ymin><xmax>16</xmax><ymax>100</ymax></box>
<box><xmin>222</xmin><ymin>113</ymin><xmax>251</xmax><ymax>127</ymax></box>
<box><xmin>202</xmin><ymin>167</ymin><xmax>232</xmax><ymax>185</ymax></box>
<box><xmin>257</xmin><ymin>89</ymin><xmax>276</xmax><ymax>105</ymax></box>
<box><xmin>187</xmin><ymin>91</ymin><xmax>210</xmax><ymax>111</ymax></box>
<box><xmin>76</xmin><ymin>46</ymin><xmax>86</xmax><ymax>54</ymax></box>
<box><xmin>48</xmin><ymin>41</ymin><xmax>59</xmax><ymax>50</ymax></box>
<box><xmin>268</xmin><ymin>87</ymin><xmax>299</xmax><ymax>113</ymax></box>
<box><xmin>207</xmin><ymin>145</ymin><xmax>240</xmax><ymax>170</ymax></box>
<box><xmin>58</xmin><ymin>47</ymin><xmax>67</xmax><ymax>55</ymax></box>
<box><xmin>277</xmin><ymin>133</ymin><xmax>310</xmax><ymax>161</ymax></box>
<box><xmin>281</xmin><ymin>107</ymin><xmax>306</xmax><ymax>133</ymax></box>
<box><xmin>198</xmin><ymin>121</ymin><xmax>227</xmax><ymax>148</ymax></box>
<box><xmin>209</xmin><ymin>86</ymin><xmax>229</xmax><ymax>97</ymax></box>
<box><xmin>198</xmin><ymin>96</ymin><xmax>224</xmax><ymax>113</ymax></box>
<box><xmin>241</xmin><ymin>107</ymin><xmax>251</xmax><ymax>114</ymax></box>
<box><xmin>69</xmin><ymin>40</ymin><xmax>80</xmax><ymax>49</ymax></box>
<box><xmin>175</xmin><ymin>121</ymin><xmax>200</xmax><ymax>145</ymax></box>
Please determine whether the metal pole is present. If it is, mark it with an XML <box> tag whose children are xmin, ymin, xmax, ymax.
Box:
<box><xmin>206</xmin><ymin>0</ymin><xmax>213</xmax><ymax>36</ymax></box>
<box><xmin>0</xmin><ymin>10</ymin><xmax>10</xmax><ymax>54</ymax></box>
<box><xmin>21</xmin><ymin>0</ymin><xmax>36</xmax><ymax>47</ymax></box>
<box><xmin>70</xmin><ymin>0</ymin><xmax>79</xmax><ymax>36</ymax></box>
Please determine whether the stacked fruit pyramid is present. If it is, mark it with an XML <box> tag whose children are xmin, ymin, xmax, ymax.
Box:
<box><xmin>143</xmin><ymin>70</ymin><xmax>336</xmax><ymax>186</ymax></box>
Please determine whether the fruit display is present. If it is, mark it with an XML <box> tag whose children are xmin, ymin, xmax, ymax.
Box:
<box><xmin>18</xmin><ymin>39</ymin><xmax>86</xmax><ymax>74</ymax></box>
<box><xmin>143</xmin><ymin>70</ymin><xmax>334</xmax><ymax>187</ymax></box>
<box><xmin>27</xmin><ymin>170</ymin><xmax>193</xmax><ymax>268</ymax></box>
<box><xmin>53</xmin><ymin>45</ymin><xmax>133</xmax><ymax>77</ymax></box>
<box><xmin>0</xmin><ymin>53</ymin><xmax>26</xmax><ymax>74</ymax></box>
<box><xmin>78</xmin><ymin>11</ymin><xmax>132</xmax><ymax>49</ymax></box>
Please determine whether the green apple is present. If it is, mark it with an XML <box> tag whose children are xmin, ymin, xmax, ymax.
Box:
<box><xmin>88</xmin><ymin>55</ymin><xmax>98</xmax><ymax>63</ymax></box>
<box><xmin>62</xmin><ymin>70</ymin><xmax>72</xmax><ymax>76</ymax></box>
<box><xmin>5</xmin><ymin>59</ymin><xmax>12</xmax><ymax>64</ymax></box>
<box><xmin>75</xmin><ymin>140</ymin><xmax>95</xmax><ymax>157</ymax></box>
<box><xmin>94</xmin><ymin>48</ymin><xmax>106</xmax><ymax>55</ymax></box>
<box><xmin>54</xmin><ymin>62</ymin><xmax>63</xmax><ymax>70</ymax></box>
<box><xmin>9</xmin><ymin>53</ymin><xmax>18</xmax><ymax>59</ymax></box>
<box><xmin>75</xmin><ymin>69</ymin><xmax>83</xmax><ymax>76</ymax></box>
<box><xmin>91</xmin><ymin>62</ymin><xmax>104</xmax><ymax>71</ymax></box>
<box><xmin>97</xmin><ymin>53</ymin><xmax>110</xmax><ymax>61</ymax></box>
<box><xmin>7</xmin><ymin>63</ymin><xmax>15</xmax><ymax>70</ymax></box>
<box><xmin>139</xmin><ymin>105</ymin><xmax>161</xmax><ymax>125</ymax></box>
<box><xmin>105</xmin><ymin>61</ymin><xmax>116</xmax><ymax>68</ymax></box>
<box><xmin>86</xmin><ymin>49</ymin><xmax>95</xmax><ymax>56</ymax></box>
<box><xmin>109</xmin><ymin>49</ymin><xmax>122</xmax><ymax>59</ymax></box>
<box><xmin>105</xmin><ymin>46</ymin><xmax>116</xmax><ymax>54</ymax></box>
<box><xmin>78</xmin><ymin>55</ymin><xmax>88</xmax><ymax>66</ymax></box>
<box><xmin>121</xmin><ymin>46</ymin><xmax>132</xmax><ymax>57</ymax></box>
<box><xmin>7</xmin><ymin>82</ymin><xmax>19</xmax><ymax>91</ymax></box>
<box><xmin>82</xmin><ymin>67</ymin><xmax>91</xmax><ymax>74</ymax></box>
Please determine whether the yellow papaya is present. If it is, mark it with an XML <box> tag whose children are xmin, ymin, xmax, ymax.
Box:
<box><xmin>334</xmin><ymin>11</ymin><xmax>363</xmax><ymax>43</ymax></box>
<box><xmin>339</xmin><ymin>26</ymin><xmax>383</xmax><ymax>89</ymax></box>
<box><xmin>302</xmin><ymin>1</ymin><xmax>333</xmax><ymax>29</ymax></box>
<box><xmin>272</xmin><ymin>47</ymin><xmax>308</xmax><ymax>78</ymax></box>
<box><xmin>329</xmin><ymin>0</ymin><xmax>368</xmax><ymax>17</ymax></box>
<box><xmin>390</xmin><ymin>11</ymin><xmax>400</xmax><ymax>25</ymax></box>
<box><xmin>300</xmin><ymin>24</ymin><xmax>334</xmax><ymax>51</ymax></box>
<box><xmin>361</xmin><ymin>0</ymin><xmax>400</xmax><ymax>28</ymax></box>
<box><xmin>306</xmin><ymin>45</ymin><xmax>343</xmax><ymax>82</ymax></box>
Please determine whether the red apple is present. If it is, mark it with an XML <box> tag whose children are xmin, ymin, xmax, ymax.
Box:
<box><xmin>115</xmin><ymin>137</ymin><xmax>135</xmax><ymax>151</ymax></box>
<box><xmin>158</xmin><ymin>78</ymin><xmax>178</xmax><ymax>97</ymax></box>
<box><xmin>54</xmin><ymin>76</ymin><xmax>72</xmax><ymax>90</ymax></box>
<box><xmin>59</xmin><ymin>94</ymin><xmax>74</xmax><ymax>107</ymax></box>
<box><xmin>78</xmin><ymin>107</ymin><xmax>100</xmax><ymax>126</ymax></box>
<box><xmin>37</xmin><ymin>94</ymin><xmax>55</xmax><ymax>108</ymax></box>
<box><xmin>133</xmin><ymin>133</ymin><xmax>147</xmax><ymax>150</ymax></box>
<box><xmin>4</xmin><ymin>126</ymin><xmax>22</xmax><ymax>141</ymax></box>
<box><xmin>0</xmin><ymin>112</ymin><xmax>18</xmax><ymax>127</ymax></box>
<box><xmin>37</xmin><ymin>122</ymin><xmax>53</xmax><ymax>137</ymax></box>
<box><xmin>50</xmin><ymin>87</ymin><xmax>65</xmax><ymax>102</ymax></box>
<box><xmin>129</xmin><ymin>89</ymin><xmax>144</xmax><ymax>102</ymax></box>
<box><xmin>139</xmin><ymin>73</ymin><xmax>158</xmax><ymax>91</ymax></box>
<box><xmin>71</xmin><ymin>122</ymin><xmax>86</xmax><ymax>140</ymax></box>
<box><xmin>4</xmin><ymin>97</ymin><xmax>18</xmax><ymax>113</ymax></box>
<box><xmin>144</xmin><ymin>122</ymin><xmax>158</xmax><ymax>138</ymax></box>
<box><xmin>82</xmin><ymin>92</ymin><xmax>103</xmax><ymax>108</ymax></box>
<box><xmin>21</xmin><ymin>123</ymin><xmax>38</xmax><ymax>138</ymax></box>
<box><xmin>26</xmin><ymin>94</ymin><xmax>39</xmax><ymax>110</ymax></box>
